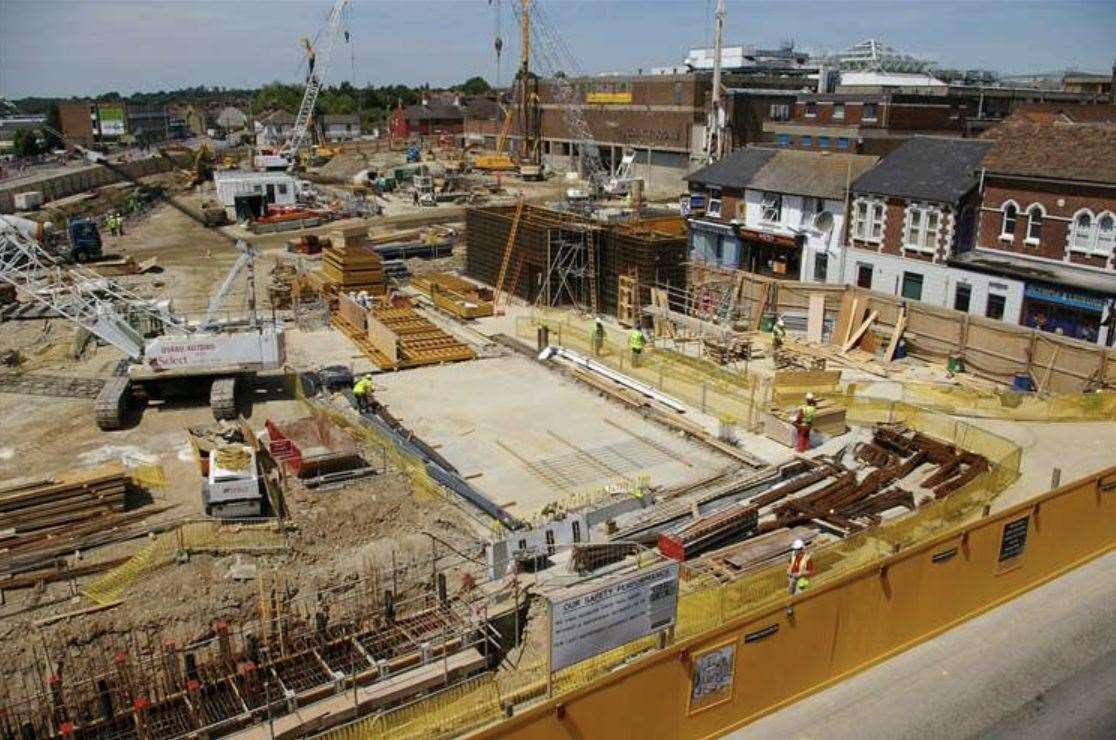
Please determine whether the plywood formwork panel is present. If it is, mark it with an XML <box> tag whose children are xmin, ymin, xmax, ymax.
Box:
<box><xmin>965</xmin><ymin>317</ymin><xmax>1032</xmax><ymax>382</ymax></box>
<box><xmin>904</xmin><ymin>303</ymin><xmax>964</xmax><ymax>359</ymax></box>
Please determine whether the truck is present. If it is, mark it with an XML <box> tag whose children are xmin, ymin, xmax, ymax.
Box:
<box><xmin>202</xmin><ymin>442</ymin><xmax>264</xmax><ymax>518</ymax></box>
<box><xmin>0</xmin><ymin>215</ymin><xmax>102</xmax><ymax>263</ymax></box>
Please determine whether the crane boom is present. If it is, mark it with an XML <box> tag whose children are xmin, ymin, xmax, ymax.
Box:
<box><xmin>282</xmin><ymin>0</ymin><xmax>350</xmax><ymax>162</ymax></box>
<box><xmin>510</xmin><ymin>0</ymin><xmax>606</xmax><ymax>190</ymax></box>
<box><xmin>200</xmin><ymin>241</ymin><xmax>256</xmax><ymax>330</ymax></box>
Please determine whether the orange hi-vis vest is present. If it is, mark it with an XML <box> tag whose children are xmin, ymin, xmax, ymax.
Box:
<box><xmin>787</xmin><ymin>550</ymin><xmax>814</xmax><ymax>578</ymax></box>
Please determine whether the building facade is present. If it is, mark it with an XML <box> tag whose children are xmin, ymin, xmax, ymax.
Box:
<box><xmin>323</xmin><ymin>114</ymin><xmax>361</xmax><ymax>142</ymax></box>
<box><xmin>956</xmin><ymin>122</ymin><xmax>1116</xmax><ymax>345</ymax></box>
<box><xmin>685</xmin><ymin>148</ymin><xmax>876</xmax><ymax>283</ymax></box>
<box><xmin>842</xmin><ymin>136</ymin><xmax>1028</xmax><ymax>321</ymax></box>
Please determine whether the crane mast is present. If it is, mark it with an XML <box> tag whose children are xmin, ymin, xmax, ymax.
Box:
<box><xmin>703</xmin><ymin>0</ymin><xmax>727</xmax><ymax>163</ymax></box>
<box><xmin>282</xmin><ymin>0</ymin><xmax>350</xmax><ymax>163</ymax></box>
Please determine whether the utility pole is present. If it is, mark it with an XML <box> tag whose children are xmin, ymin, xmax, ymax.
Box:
<box><xmin>703</xmin><ymin>0</ymin><xmax>727</xmax><ymax>163</ymax></box>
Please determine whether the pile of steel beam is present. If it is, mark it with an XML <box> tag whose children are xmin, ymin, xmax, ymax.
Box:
<box><xmin>658</xmin><ymin>503</ymin><xmax>759</xmax><ymax>561</ymax></box>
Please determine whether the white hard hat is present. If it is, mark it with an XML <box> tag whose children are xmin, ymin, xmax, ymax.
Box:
<box><xmin>792</xmin><ymin>539</ymin><xmax>805</xmax><ymax>550</ymax></box>
<box><xmin>805</xmin><ymin>392</ymin><xmax>815</xmax><ymax>401</ymax></box>
<box><xmin>776</xmin><ymin>317</ymin><xmax>785</xmax><ymax>326</ymax></box>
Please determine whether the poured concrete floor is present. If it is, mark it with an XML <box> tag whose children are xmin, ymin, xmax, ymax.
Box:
<box><xmin>371</xmin><ymin>354</ymin><xmax>733</xmax><ymax>518</ymax></box>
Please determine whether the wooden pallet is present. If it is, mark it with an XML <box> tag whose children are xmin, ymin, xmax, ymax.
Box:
<box><xmin>333</xmin><ymin>304</ymin><xmax>474</xmax><ymax>370</ymax></box>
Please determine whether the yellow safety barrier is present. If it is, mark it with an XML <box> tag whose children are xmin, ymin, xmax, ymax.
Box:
<box><xmin>81</xmin><ymin>519</ymin><xmax>287</xmax><ymax>605</ymax></box>
<box><xmin>126</xmin><ymin>462</ymin><xmax>168</xmax><ymax>491</ymax></box>
<box><xmin>518</xmin><ymin>313</ymin><xmax>769</xmax><ymax>431</ymax></box>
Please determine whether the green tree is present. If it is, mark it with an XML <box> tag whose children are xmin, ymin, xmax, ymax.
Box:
<box><xmin>12</xmin><ymin>128</ymin><xmax>43</xmax><ymax>157</ymax></box>
<box><xmin>457</xmin><ymin>76</ymin><xmax>492</xmax><ymax>95</ymax></box>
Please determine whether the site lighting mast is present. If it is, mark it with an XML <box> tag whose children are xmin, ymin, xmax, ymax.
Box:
<box><xmin>703</xmin><ymin>0</ymin><xmax>727</xmax><ymax>164</ymax></box>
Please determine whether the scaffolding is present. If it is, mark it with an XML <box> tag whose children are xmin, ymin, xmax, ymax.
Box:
<box><xmin>538</xmin><ymin>223</ymin><xmax>597</xmax><ymax>313</ymax></box>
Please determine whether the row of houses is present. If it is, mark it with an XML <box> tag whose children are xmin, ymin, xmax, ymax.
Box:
<box><xmin>684</xmin><ymin>109</ymin><xmax>1116</xmax><ymax>347</ymax></box>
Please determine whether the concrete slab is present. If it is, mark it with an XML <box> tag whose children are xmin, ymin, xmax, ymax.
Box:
<box><xmin>371</xmin><ymin>355</ymin><xmax>733</xmax><ymax>518</ymax></box>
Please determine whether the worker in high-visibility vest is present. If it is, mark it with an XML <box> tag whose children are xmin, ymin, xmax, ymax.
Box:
<box><xmin>787</xmin><ymin>538</ymin><xmax>815</xmax><ymax>594</ymax></box>
<box><xmin>352</xmin><ymin>374</ymin><xmax>375</xmax><ymax>413</ymax></box>
<box><xmin>793</xmin><ymin>392</ymin><xmax>817</xmax><ymax>453</ymax></box>
<box><xmin>591</xmin><ymin>317</ymin><xmax>606</xmax><ymax>356</ymax></box>
<box><xmin>772</xmin><ymin>316</ymin><xmax>787</xmax><ymax>349</ymax></box>
<box><xmin>628</xmin><ymin>326</ymin><xmax>646</xmax><ymax>367</ymax></box>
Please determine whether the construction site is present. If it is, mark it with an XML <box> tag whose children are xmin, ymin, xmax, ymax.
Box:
<box><xmin>2</xmin><ymin>1</ymin><xmax>1116</xmax><ymax>739</ymax></box>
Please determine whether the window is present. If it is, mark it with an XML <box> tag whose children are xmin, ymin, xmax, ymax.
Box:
<box><xmin>1071</xmin><ymin>210</ymin><xmax>1094</xmax><ymax>251</ymax></box>
<box><xmin>901</xmin><ymin>271</ymin><xmax>924</xmax><ymax>301</ymax></box>
<box><xmin>805</xmin><ymin>101</ymin><xmax>817</xmax><ymax>117</ymax></box>
<box><xmin>769</xmin><ymin>103</ymin><xmax>790</xmax><ymax>121</ymax></box>
<box><xmin>761</xmin><ymin>192</ymin><xmax>782</xmax><ymax>223</ymax></box>
<box><xmin>776</xmin><ymin>133</ymin><xmax>791</xmax><ymax>147</ymax></box>
<box><xmin>572</xmin><ymin>520</ymin><xmax>581</xmax><ymax>543</ymax></box>
<box><xmin>863</xmin><ymin>103</ymin><xmax>878</xmax><ymax>120</ymax></box>
<box><xmin>986</xmin><ymin>293</ymin><xmax>1006</xmax><ymax>320</ymax></box>
<box><xmin>853</xmin><ymin>198</ymin><xmax>885</xmax><ymax>242</ymax></box>
<box><xmin>856</xmin><ymin>263</ymin><xmax>874</xmax><ymax>289</ymax></box>
<box><xmin>1000</xmin><ymin>202</ymin><xmax>1018</xmax><ymax>239</ymax></box>
<box><xmin>1098</xmin><ymin>213</ymin><xmax>1116</xmax><ymax>254</ymax></box>
<box><xmin>277</xmin><ymin>183</ymin><xmax>288</xmax><ymax>195</ymax></box>
<box><xmin>954</xmin><ymin>283</ymin><xmax>972</xmax><ymax>312</ymax></box>
<box><xmin>837</xmin><ymin>136</ymin><xmax>850</xmax><ymax>150</ymax></box>
<box><xmin>253</xmin><ymin>184</ymin><xmax>263</xmax><ymax>193</ymax></box>
<box><xmin>813</xmin><ymin>252</ymin><xmax>829</xmax><ymax>282</ymax></box>
<box><xmin>707</xmin><ymin>193</ymin><xmax>722</xmax><ymax>218</ymax></box>
<box><xmin>904</xmin><ymin>204</ymin><xmax>940</xmax><ymax>251</ymax></box>
<box><xmin>818</xmin><ymin>136</ymin><xmax>831</xmax><ymax>149</ymax></box>
<box><xmin>800</xmin><ymin>135</ymin><xmax>813</xmax><ymax>148</ymax></box>
<box><xmin>833</xmin><ymin>103</ymin><xmax>845</xmax><ymax>120</ymax></box>
<box><xmin>1026</xmin><ymin>205</ymin><xmax>1044</xmax><ymax>244</ymax></box>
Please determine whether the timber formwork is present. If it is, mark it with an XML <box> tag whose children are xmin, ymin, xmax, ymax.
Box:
<box><xmin>464</xmin><ymin>205</ymin><xmax>688</xmax><ymax>316</ymax></box>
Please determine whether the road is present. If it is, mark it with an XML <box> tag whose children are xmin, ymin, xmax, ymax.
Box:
<box><xmin>733</xmin><ymin>548</ymin><xmax>1116</xmax><ymax>739</ymax></box>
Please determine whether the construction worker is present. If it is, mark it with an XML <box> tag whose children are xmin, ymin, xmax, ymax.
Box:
<box><xmin>352</xmin><ymin>374</ymin><xmax>374</xmax><ymax>413</ymax></box>
<box><xmin>772</xmin><ymin>316</ymin><xmax>787</xmax><ymax>349</ymax></box>
<box><xmin>787</xmin><ymin>538</ymin><xmax>815</xmax><ymax>595</ymax></box>
<box><xmin>628</xmin><ymin>325</ymin><xmax>646</xmax><ymax>367</ymax></box>
<box><xmin>793</xmin><ymin>392</ymin><xmax>818</xmax><ymax>453</ymax></box>
<box><xmin>591</xmin><ymin>317</ymin><xmax>606</xmax><ymax>356</ymax></box>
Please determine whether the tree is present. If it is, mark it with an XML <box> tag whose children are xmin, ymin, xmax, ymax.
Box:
<box><xmin>458</xmin><ymin>76</ymin><xmax>492</xmax><ymax>95</ymax></box>
<box><xmin>12</xmin><ymin>128</ymin><xmax>43</xmax><ymax>157</ymax></box>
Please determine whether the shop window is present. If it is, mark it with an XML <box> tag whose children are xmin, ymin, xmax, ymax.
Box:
<box><xmin>818</xmin><ymin>136</ymin><xmax>831</xmax><ymax>149</ymax></box>
<box><xmin>1000</xmin><ymin>202</ymin><xmax>1018</xmax><ymax>239</ymax></box>
<box><xmin>954</xmin><ymin>283</ymin><xmax>972</xmax><ymax>312</ymax></box>
<box><xmin>813</xmin><ymin>252</ymin><xmax>829</xmax><ymax>282</ymax></box>
<box><xmin>1026</xmin><ymin>204</ymin><xmax>1044</xmax><ymax>244</ymax></box>
<box><xmin>986</xmin><ymin>293</ymin><xmax>1006</xmax><ymax>320</ymax></box>
<box><xmin>776</xmin><ymin>133</ymin><xmax>791</xmax><ymax>147</ymax></box>
<box><xmin>856</xmin><ymin>262</ymin><xmax>873</xmax><ymax>289</ymax></box>
<box><xmin>800</xmin><ymin>135</ymin><xmax>813</xmax><ymax>148</ymax></box>
<box><xmin>901</xmin><ymin>271</ymin><xmax>924</xmax><ymax>301</ymax></box>
<box><xmin>837</xmin><ymin>137</ymin><xmax>850</xmax><ymax>150</ymax></box>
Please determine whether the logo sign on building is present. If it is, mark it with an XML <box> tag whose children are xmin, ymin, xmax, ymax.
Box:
<box><xmin>98</xmin><ymin>105</ymin><xmax>126</xmax><ymax>136</ymax></box>
<box><xmin>549</xmin><ymin>563</ymin><xmax>679</xmax><ymax>671</ymax></box>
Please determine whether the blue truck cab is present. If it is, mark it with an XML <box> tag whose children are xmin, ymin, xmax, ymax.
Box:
<box><xmin>64</xmin><ymin>218</ymin><xmax>103</xmax><ymax>262</ymax></box>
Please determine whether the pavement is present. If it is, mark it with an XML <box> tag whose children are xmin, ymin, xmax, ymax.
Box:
<box><xmin>732</xmin><ymin>547</ymin><xmax>1116</xmax><ymax>740</ymax></box>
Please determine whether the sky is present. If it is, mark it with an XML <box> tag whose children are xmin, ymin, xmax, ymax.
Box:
<box><xmin>1</xmin><ymin>0</ymin><xmax>1114</xmax><ymax>99</ymax></box>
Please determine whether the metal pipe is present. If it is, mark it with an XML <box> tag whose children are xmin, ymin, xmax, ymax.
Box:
<box><xmin>537</xmin><ymin>345</ymin><xmax>687</xmax><ymax>413</ymax></box>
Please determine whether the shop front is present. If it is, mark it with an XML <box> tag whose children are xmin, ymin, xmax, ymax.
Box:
<box><xmin>688</xmin><ymin>218</ymin><xmax>743</xmax><ymax>269</ymax></box>
<box><xmin>1021</xmin><ymin>282</ymin><xmax>1115</xmax><ymax>346</ymax></box>
<box><xmin>738</xmin><ymin>227</ymin><xmax>804</xmax><ymax>280</ymax></box>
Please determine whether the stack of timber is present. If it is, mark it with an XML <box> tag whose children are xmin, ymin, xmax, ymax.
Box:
<box><xmin>763</xmin><ymin>398</ymin><xmax>848</xmax><ymax>447</ymax></box>
<box><xmin>333</xmin><ymin>296</ymin><xmax>474</xmax><ymax>370</ymax></box>
<box><xmin>0</xmin><ymin>464</ymin><xmax>129</xmax><ymax>536</ymax></box>
<box><xmin>320</xmin><ymin>226</ymin><xmax>386</xmax><ymax>297</ymax></box>
<box><xmin>411</xmin><ymin>273</ymin><xmax>494</xmax><ymax>319</ymax></box>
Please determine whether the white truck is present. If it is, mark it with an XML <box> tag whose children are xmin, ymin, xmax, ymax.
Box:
<box><xmin>202</xmin><ymin>442</ymin><xmax>264</xmax><ymax>518</ymax></box>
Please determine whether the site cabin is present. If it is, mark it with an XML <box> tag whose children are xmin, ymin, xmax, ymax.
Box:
<box><xmin>214</xmin><ymin>170</ymin><xmax>300</xmax><ymax>222</ymax></box>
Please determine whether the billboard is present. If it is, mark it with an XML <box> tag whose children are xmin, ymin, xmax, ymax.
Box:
<box><xmin>98</xmin><ymin>105</ymin><xmax>126</xmax><ymax>137</ymax></box>
<box><xmin>549</xmin><ymin>563</ymin><xmax>679</xmax><ymax>671</ymax></box>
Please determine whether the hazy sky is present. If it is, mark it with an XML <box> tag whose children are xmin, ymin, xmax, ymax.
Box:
<box><xmin>1</xmin><ymin>0</ymin><xmax>1113</xmax><ymax>99</ymax></box>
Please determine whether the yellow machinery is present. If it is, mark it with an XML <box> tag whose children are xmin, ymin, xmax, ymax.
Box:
<box><xmin>471</xmin><ymin>106</ymin><xmax>517</xmax><ymax>172</ymax></box>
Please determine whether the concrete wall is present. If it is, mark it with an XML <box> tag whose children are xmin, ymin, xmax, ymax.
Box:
<box><xmin>842</xmin><ymin>246</ymin><xmax>1025</xmax><ymax>323</ymax></box>
<box><xmin>0</xmin><ymin>154</ymin><xmax>189</xmax><ymax>214</ymax></box>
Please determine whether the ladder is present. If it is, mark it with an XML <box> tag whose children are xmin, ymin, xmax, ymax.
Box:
<box><xmin>586</xmin><ymin>229</ymin><xmax>598</xmax><ymax>316</ymax></box>
<box><xmin>493</xmin><ymin>197</ymin><xmax>525</xmax><ymax>313</ymax></box>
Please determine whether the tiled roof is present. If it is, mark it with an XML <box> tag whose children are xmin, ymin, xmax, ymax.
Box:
<box><xmin>851</xmin><ymin>136</ymin><xmax>992</xmax><ymax>203</ymax></box>
<box><xmin>685</xmin><ymin>148</ymin><xmax>777</xmax><ymax>189</ymax></box>
<box><xmin>980</xmin><ymin>122</ymin><xmax>1116</xmax><ymax>185</ymax></box>
<box><xmin>747</xmin><ymin>150</ymin><xmax>879</xmax><ymax>200</ymax></box>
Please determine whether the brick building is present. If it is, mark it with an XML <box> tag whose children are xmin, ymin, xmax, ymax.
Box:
<box><xmin>763</xmin><ymin>92</ymin><xmax>975</xmax><ymax>155</ymax></box>
<box><xmin>952</xmin><ymin>122</ymin><xmax>1116</xmax><ymax>345</ymax></box>
<box><xmin>843</xmin><ymin>136</ymin><xmax>1026</xmax><ymax>321</ymax></box>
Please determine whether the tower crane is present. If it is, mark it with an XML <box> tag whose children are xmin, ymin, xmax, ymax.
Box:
<box><xmin>279</xmin><ymin>0</ymin><xmax>351</xmax><ymax>166</ymax></box>
<box><xmin>0</xmin><ymin>222</ymin><xmax>284</xmax><ymax>430</ymax></box>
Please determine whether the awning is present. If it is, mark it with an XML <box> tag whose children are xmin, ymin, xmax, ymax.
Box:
<box><xmin>738</xmin><ymin>226</ymin><xmax>802</xmax><ymax>249</ymax></box>
<box><xmin>1024</xmin><ymin>283</ymin><xmax>1108</xmax><ymax>313</ymax></box>
<box><xmin>687</xmin><ymin>218</ymin><xmax>737</xmax><ymax>236</ymax></box>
